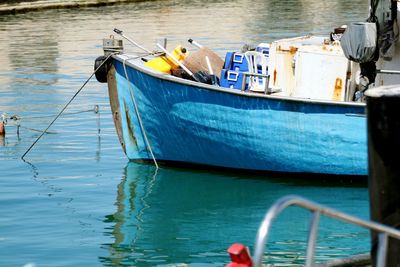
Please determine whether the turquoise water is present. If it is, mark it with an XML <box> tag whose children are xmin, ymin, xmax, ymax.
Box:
<box><xmin>0</xmin><ymin>0</ymin><xmax>370</xmax><ymax>266</ymax></box>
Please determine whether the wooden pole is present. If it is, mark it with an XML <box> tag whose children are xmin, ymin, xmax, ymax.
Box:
<box><xmin>365</xmin><ymin>86</ymin><xmax>400</xmax><ymax>267</ymax></box>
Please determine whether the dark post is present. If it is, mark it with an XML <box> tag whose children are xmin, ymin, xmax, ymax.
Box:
<box><xmin>365</xmin><ymin>86</ymin><xmax>400</xmax><ymax>266</ymax></box>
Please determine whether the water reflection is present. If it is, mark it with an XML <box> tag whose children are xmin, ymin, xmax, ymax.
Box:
<box><xmin>100</xmin><ymin>163</ymin><xmax>158</xmax><ymax>266</ymax></box>
<box><xmin>3</xmin><ymin>13</ymin><xmax>59</xmax><ymax>72</ymax></box>
<box><xmin>4</xmin><ymin>16</ymin><xmax>60</xmax><ymax>88</ymax></box>
<box><xmin>0</xmin><ymin>12</ymin><xmax>61</xmax><ymax>117</ymax></box>
<box><xmin>101</xmin><ymin>163</ymin><xmax>369</xmax><ymax>266</ymax></box>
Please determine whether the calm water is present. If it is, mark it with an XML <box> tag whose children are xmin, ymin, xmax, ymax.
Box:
<box><xmin>0</xmin><ymin>1</ymin><xmax>370</xmax><ymax>266</ymax></box>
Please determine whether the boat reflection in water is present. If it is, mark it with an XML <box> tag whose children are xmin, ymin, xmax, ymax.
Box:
<box><xmin>100</xmin><ymin>163</ymin><xmax>369</xmax><ymax>266</ymax></box>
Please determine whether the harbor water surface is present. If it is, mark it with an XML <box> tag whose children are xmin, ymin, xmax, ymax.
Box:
<box><xmin>0</xmin><ymin>0</ymin><xmax>370</xmax><ymax>266</ymax></box>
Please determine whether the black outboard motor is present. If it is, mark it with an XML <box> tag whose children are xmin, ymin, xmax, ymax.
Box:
<box><xmin>340</xmin><ymin>21</ymin><xmax>378</xmax><ymax>97</ymax></box>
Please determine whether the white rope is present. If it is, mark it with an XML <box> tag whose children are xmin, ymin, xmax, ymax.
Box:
<box><xmin>122</xmin><ymin>58</ymin><xmax>159</xmax><ymax>169</ymax></box>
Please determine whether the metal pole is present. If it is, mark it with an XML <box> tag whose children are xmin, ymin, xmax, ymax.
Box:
<box><xmin>113</xmin><ymin>28</ymin><xmax>153</xmax><ymax>54</ymax></box>
<box><xmin>188</xmin><ymin>38</ymin><xmax>203</xmax><ymax>49</ymax></box>
<box><xmin>156</xmin><ymin>43</ymin><xmax>198</xmax><ymax>82</ymax></box>
<box><xmin>305</xmin><ymin>211</ymin><xmax>320</xmax><ymax>267</ymax></box>
<box><xmin>376</xmin><ymin>233</ymin><xmax>388</xmax><ymax>267</ymax></box>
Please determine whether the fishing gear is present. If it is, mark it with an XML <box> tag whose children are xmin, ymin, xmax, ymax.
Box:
<box><xmin>156</xmin><ymin>43</ymin><xmax>200</xmax><ymax>82</ymax></box>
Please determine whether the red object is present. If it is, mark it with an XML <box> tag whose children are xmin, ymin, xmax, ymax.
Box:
<box><xmin>226</xmin><ymin>243</ymin><xmax>252</xmax><ymax>267</ymax></box>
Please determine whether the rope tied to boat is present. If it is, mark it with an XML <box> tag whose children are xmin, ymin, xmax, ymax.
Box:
<box><xmin>3</xmin><ymin>106</ymin><xmax>99</xmax><ymax>121</ymax></box>
<box><xmin>122</xmin><ymin>56</ymin><xmax>159</xmax><ymax>169</ymax></box>
<box><xmin>21</xmin><ymin>52</ymin><xmax>116</xmax><ymax>160</ymax></box>
<box><xmin>1</xmin><ymin>106</ymin><xmax>99</xmax><ymax>135</ymax></box>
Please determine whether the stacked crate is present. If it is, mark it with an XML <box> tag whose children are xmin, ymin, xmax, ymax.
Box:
<box><xmin>219</xmin><ymin>52</ymin><xmax>249</xmax><ymax>90</ymax></box>
<box><xmin>219</xmin><ymin>44</ymin><xmax>270</xmax><ymax>90</ymax></box>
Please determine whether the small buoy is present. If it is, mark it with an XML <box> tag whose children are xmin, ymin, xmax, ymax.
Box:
<box><xmin>0</xmin><ymin>121</ymin><xmax>5</xmax><ymax>136</ymax></box>
<box><xmin>226</xmin><ymin>243</ymin><xmax>252</xmax><ymax>267</ymax></box>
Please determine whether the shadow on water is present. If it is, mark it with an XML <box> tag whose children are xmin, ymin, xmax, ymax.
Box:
<box><xmin>153</xmin><ymin>161</ymin><xmax>368</xmax><ymax>187</ymax></box>
<box><xmin>100</xmin><ymin>162</ymin><xmax>369</xmax><ymax>266</ymax></box>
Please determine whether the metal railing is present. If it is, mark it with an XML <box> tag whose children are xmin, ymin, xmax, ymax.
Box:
<box><xmin>240</xmin><ymin>72</ymin><xmax>282</xmax><ymax>94</ymax></box>
<box><xmin>252</xmin><ymin>195</ymin><xmax>400</xmax><ymax>267</ymax></box>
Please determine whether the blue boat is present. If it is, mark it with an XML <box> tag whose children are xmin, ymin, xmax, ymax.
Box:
<box><xmin>99</xmin><ymin>48</ymin><xmax>367</xmax><ymax>176</ymax></box>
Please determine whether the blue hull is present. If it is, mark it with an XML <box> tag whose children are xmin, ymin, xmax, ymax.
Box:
<box><xmin>107</xmin><ymin>55</ymin><xmax>367</xmax><ymax>176</ymax></box>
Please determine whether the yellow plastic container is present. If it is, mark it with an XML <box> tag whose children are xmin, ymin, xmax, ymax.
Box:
<box><xmin>167</xmin><ymin>45</ymin><xmax>188</xmax><ymax>69</ymax></box>
<box><xmin>145</xmin><ymin>45</ymin><xmax>188</xmax><ymax>74</ymax></box>
<box><xmin>144</xmin><ymin>56</ymin><xmax>172</xmax><ymax>73</ymax></box>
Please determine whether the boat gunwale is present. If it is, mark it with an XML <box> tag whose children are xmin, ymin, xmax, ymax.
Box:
<box><xmin>113</xmin><ymin>54</ymin><xmax>366</xmax><ymax>109</ymax></box>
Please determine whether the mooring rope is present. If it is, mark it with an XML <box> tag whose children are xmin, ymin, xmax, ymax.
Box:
<box><xmin>1</xmin><ymin>106</ymin><xmax>98</xmax><ymax>135</ymax></box>
<box><xmin>122</xmin><ymin>57</ymin><xmax>159</xmax><ymax>169</ymax></box>
<box><xmin>10</xmin><ymin>122</ymin><xmax>57</xmax><ymax>135</ymax></box>
<box><xmin>21</xmin><ymin>52</ymin><xmax>116</xmax><ymax>160</ymax></box>
<box><xmin>7</xmin><ymin>107</ymin><xmax>98</xmax><ymax>121</ymax></box>
<box><xmin>1</xmin><ymin>106</ymin><xmax>98</xmax><ymax>124</ymax></box>
<box><xmin>1</xmin><ymin>106</ymin><xmax>100</xmax><ymax>133</ymax></box>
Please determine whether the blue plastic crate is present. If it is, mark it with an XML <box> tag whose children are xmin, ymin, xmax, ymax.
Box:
<box><xmin>223</xmin><ymin>52</ymin><xmax>233</xmax><ymax>69</ymax></box>
<box><xmin>219</xmin><ymin>69</ymin><xmax>248</xmax><ymax>90</ymax></box>
<box><xmin>223</xmin><ymin>52</ymin><xmax>249</xmax><ymax>72</ymax></box>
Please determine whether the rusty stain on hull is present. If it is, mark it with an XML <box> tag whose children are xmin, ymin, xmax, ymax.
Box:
<box><xmin>124</xmin><ymin>104</ymin><xmax>138</xmax><ymax>147</ymax></box>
